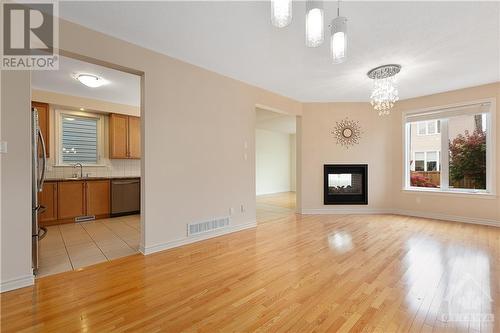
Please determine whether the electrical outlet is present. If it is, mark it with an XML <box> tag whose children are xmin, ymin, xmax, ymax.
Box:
<box><xmin>240</xmin><ymin>204</ymin><xmax>245</xmax><ymax>213</ymax></box>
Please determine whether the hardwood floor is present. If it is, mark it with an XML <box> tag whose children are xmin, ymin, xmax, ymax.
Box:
<box><xmin>256</xmin><ymin>191</ymin><xmax>296</xmax><ymax>223</ymax></box>
<box><xmin>1</xmin><ymin>212</ymin><xmax>499</xmax><ymax>332</ymax></box>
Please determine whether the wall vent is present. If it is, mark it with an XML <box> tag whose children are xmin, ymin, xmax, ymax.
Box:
<box><xmin>187</xmin><ymin>217</ymin><xmax>230</xmax><ymax>236</ymax></box>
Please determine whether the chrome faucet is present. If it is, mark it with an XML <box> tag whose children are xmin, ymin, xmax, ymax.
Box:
<box><xmin>73</xmin><ymin>163</ymin><xmax>83</xmax><ymax>179</ymax></box>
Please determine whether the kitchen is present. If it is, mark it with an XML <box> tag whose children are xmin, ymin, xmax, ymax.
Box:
<box><xmin>32</xmin><ymin>55</ymin><xmax>142</xmax><ymax>277</ymax></box>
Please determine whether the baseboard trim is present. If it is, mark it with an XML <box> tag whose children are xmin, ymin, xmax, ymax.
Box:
<box><xmin>140</xmin><ymin>220</ymin><xmax>257</xmax><ymax>255</ymax></box>
<box><xmin>391</xmin><ymin>209</ymin><xmax>500</xmax><ymax>227</ymax></box>
<box><xmin>302</xmin><ymin>207</ymin><xmax>499</xmax><ymax>227</ymax></box>
<box><xmin>301</xmin><ymin>208</ymin><xmax>392</xmax><ymax>215</ymax></box>
<box><xmin>0</xmin><ymin>274</ymin><xmax>34</xmax><ymax>293</ymax></box>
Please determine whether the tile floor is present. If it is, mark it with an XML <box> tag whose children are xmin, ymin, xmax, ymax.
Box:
<box><xmin>38</xmin><ymin>215</ymin><xmax>141</xmax><ymax>277</ymax></box>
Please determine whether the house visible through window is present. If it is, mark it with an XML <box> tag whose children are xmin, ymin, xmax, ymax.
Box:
<box><xmin>405</xmin><ymin>102</ymin><xmax>493</xmax><ymax>193</ymax></box>
<box><xmin>59</xmin><ymin>113</ymin><xmax>102</xmax><ymax>165</ymax></box>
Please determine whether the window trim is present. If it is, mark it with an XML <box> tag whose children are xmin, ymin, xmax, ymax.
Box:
<box><xmin>402</xmin><ymin>98</ymin><xmax>496</xmax><ymax>196</ymax></box>
<box><xmin>54</xmin><ymin>109</ymin><xmax>106</xmax><ymax>166</ymax></box>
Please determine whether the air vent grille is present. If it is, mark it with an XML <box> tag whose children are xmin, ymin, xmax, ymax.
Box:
<box><xmin>187</xmin><ymin>217</ymin><xmax>230</xmax><ymax>236</ymax></box>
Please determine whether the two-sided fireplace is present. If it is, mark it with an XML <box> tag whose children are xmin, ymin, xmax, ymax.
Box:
<box><xmin>324</xmin><ymin>164</ymin><xmax>368</xmax><ymax>205</ymax></box>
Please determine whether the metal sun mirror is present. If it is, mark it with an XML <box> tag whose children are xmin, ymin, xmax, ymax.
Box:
<box><xmin>332</xmin><ymin>118</ymin><xmax>362</xmax><ymax>148</ymax></box>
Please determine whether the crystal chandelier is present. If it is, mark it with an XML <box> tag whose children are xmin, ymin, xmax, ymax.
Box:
<box><xmin>271</xmin><ymin>0</ymin><xmax>292</xmax><ymax>28</ymax></box>
<box><xmin>367</xmin><ymin>64</ymin><xmax>401</xmax><ymax>115</ymax></box>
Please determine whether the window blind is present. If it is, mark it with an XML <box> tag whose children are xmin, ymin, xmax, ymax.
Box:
<box><xmin>62</xmin><ymin>116</ymin><xmax>98</xmax><ymax>164</ymax></box>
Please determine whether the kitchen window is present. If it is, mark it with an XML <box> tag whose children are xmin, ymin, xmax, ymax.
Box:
<box><xmin>56</xmin><ymin>110</ymin><xmax>105</xmax><ymax>166</ymax></box>
<box><xmin>404</xmin><ymin>101</ymin><xmax>495</xmax><ymax>194</ymax></box>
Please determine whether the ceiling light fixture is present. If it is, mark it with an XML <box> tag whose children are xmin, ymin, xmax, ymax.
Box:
<box><xmin>75</xmin><ymin>74</ymin><xmax>106</xmax><ymax>88</ymax></box>
<box><xmin>271</xmin><ymin>0</ymin><xmax>292</xmax><ymax>28</ymax></box>
<box><xmin>330</xmin><ymin>0</ymin><xmax>347</xmax><ymax>63</ymax></box>
<box><xmin>305</xmin><ymin>1</ymin><xmax>324</xmax><ymax>47</ymax></box>
<box><xmin>367</xmin><ymin>64</ymin><xmax>401</xmax><ymax>115</ymax></box>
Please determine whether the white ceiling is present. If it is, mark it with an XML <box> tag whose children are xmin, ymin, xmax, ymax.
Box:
<box><xmin>256</xmin><ymin>108</ymin><xmax>296</xmax><ymax>134</ymax></box>
<box><xmin>32</xmin><ymin>55</ymin><xmax>141</xmax><ymax>106</ymax></box>
<box><xmin>58</xmin><ymin>1</ymin><xmax>500</xmax><ymax>102</ymax></box>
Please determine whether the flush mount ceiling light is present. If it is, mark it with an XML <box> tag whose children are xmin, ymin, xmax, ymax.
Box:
<box><xmin>75</xmin><ymin>74</ymin><xmax>106</xmax><ymax>88</ymax></box>
<box><xmin>271</xmin><ymin>0</ymin><xmax>292</xmax><ymax>28</ymax></box>
<box><xmin>330</xmin><ymin>1</ymin><xmax>347</xmax><ymax>63</ymax></box>
<box><xmin>367</xmin><ymin>64</ymin><xmax>401</xmax><ymax>116</ymax></box>
<box><xmin>305</xmin><ymin>0</ymin><xmax>324</xmax><ymax>47</ymax></box>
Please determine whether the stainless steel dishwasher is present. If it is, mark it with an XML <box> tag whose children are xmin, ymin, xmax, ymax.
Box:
<box><xmin>111</xmin><ymin>178</ymin><xmax>140</xmax><ymax>216</ymax></box>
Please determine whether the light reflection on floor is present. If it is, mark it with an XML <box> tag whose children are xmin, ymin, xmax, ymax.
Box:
<box><xmin>404</xmin><ymin>236</ymin><xmax>493</xmax><ymax>330</ymax></box>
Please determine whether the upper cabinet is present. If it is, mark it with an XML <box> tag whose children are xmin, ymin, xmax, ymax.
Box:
<box><xmin>109</xmin><ymin>114</ymin><xmax>141</xmax><ymax>159</ymax></box>
<box><xmin>31</xmin><ymin>101</ymin><xmax>50</xmax><ymax>157</ymax></box>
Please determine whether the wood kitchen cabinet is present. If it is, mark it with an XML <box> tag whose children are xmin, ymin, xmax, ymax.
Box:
<box><xmin>57</xmin><ymin>181</ymin><xmax>86</xmax><ymax>222</ymax></box>
<box><xmin>128</xmin><ymin>116</ymin><xmax>141</xmax><ymax>159</ymax></box>
<box><xmin>31</xmin><ymin>101</ymin><xmax>50</xmax><ymax>157</ymax></box>
<box><xmin>109</xmin><ymin>113</ymin><xmax>141</xmax><ymax>159</ymax></box>
<box><xmin>86</xmin><ymin>180</ymin><xmax>110</xmax><ymax>218</ymax></box>
<box><xmin>38</xmin><ymin>182</ymin><xmax>58</xmax><ymax>226</ymax></box>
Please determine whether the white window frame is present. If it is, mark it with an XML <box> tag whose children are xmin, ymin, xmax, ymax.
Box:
<box><xmin>55</xmin><ymin>109</ymin><xmax>106</xmax><ymax>166</ymax></box>
<box><xmin>403</xmin><ymin>99</ymin><xmax>496</xmax><ymax>195</ymax></box>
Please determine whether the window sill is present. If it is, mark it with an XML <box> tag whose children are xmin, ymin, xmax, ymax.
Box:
<box><xmin>402</xmin><ymin>187</ymin><xmax>497</xmax><ymax>199</ymax></box>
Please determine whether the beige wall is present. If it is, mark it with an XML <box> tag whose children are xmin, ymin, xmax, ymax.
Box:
<box><xmin>301</xmin><ymin>102</ymin><xmax>393</xmax><ymax>213</ymax></box>
<box><xmin>1</xmin><ymin>71</ymin><xmax>33</xmax><ymax>291</ymax></box>
<box><xmin>391</xmin><ymin>83</ymin><xmax>500</xmax><ymax>223</ymax></box>
<box><xmin>255</xmin><ymin>129</ymin><xmax>293</xmax><ymax>195</ymax></box>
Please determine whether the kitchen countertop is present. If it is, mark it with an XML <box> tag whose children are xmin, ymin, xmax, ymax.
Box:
<box><xmin>45</xmin><ymin>176</ymin><xmax>140</xmax><ymax>182</ymax></box>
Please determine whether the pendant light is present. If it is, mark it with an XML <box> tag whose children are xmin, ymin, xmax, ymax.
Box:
<box><xmin>271</xmin><ymin>0</ymin><xmax>292</xmax><ymax>28</ymax></box>
<box><xmin>305</xmin><ymin>1</ymin><xmax>324</xmax><ymax>47</ymax></box>
<box><xmin>330</xmin><ymin>0</ymin><xmax>347</xmax><ymax>63</ymax></box>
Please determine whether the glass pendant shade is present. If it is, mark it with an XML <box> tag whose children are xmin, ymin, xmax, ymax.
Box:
<box><xmin>330</xmin><ymin>16</ymin><xmax>347</xmax><ymax>63</ymax></box>
<box><xmin>305</xmin><ymin>1</ymin><xmax>324</xmax><ymax>47</ymax></box>
<box><xmin>271</xmin><ymin>0</ymin><xmax>292</xmax><ymax>28</ymax></box>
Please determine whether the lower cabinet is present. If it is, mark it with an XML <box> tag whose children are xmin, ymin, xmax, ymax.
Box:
<box><xmin>86</xmin><ymin>180</ymin><xmax>110</xmax><ymax>218</ymax></box>
<box><xmin>38</xmin><ymin>182</ymin><xmax>58</xmax><ymax>226</ymax></box>
<box><xmin>38</xmin><ymin>179</ymin><xmax>112</xmax><ymax>225</ymax></box>
<box><xmin>57</xmin><ymin>181</ymin><xmax>86</xmax><ymax>222</ymax></box>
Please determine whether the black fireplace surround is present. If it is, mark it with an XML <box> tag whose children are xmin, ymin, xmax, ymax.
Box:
<box><xmin>324</xmin><ymin>164</ymin><xmax>368</xmax><ymax>205</ymax></box>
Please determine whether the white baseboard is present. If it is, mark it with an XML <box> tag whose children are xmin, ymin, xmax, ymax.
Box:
<box><xmin>0</xmin><ymin>274</ymin><xmax>34</xmax><ymax>293</ymax></box>
<box><xmin>302</xmin><ymin>207</ymin><xmax>499</xmax><ymax>227</ymax></box>
<box><xmin>140</xmin><ymin>220</ymin><xmax>257</xmax><ymax>255</ymax></box>
<box><xmin>301</xmin><ymin>208</ymin><xmax>392</xmax><ymax>215</ymax></box>
<box><xmin>392</xmin><ymin>209</ymin><xmax>500</xmax><ymax>227</ymax></box>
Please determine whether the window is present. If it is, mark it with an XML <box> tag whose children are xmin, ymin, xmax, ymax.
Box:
<box><xmin>56</xmin><ymin>110</ymin><xmax>104</xmax><ymax>165</ymax></box>
<box><xmin>416</xmin><ymin>120</ymin><xmax>440</xmax><ymax>135</ymax></box>
<box><xmin>405</xmin><ymin>101</ymin><xmax>494</xmax><ymax>193</ymax></box>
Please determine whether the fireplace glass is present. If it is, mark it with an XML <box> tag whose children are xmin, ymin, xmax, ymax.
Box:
<box><xmin>324</xmin><ymin>165</ymin><xmax>367</xmax><ymax>205</ymax></box>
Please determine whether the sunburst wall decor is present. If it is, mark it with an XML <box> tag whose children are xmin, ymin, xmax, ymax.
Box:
<box><xmin>332</xmin><ymin>118</ymin><xmax>362</xmax><ymax>148</ymax></box>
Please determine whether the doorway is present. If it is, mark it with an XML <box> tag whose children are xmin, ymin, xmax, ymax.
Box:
<box><xmin>31</xmin><ymin>55</ymin><xmax>143</xmax><ymax>277</ymax></box>
<box><xmin>255</xmin><ymin>107</ymin><xmax>297</xmax><ymax>223</ymax></box>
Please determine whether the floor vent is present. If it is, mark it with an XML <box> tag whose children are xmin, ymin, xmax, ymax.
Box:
<box><xmin>75</xmin><ymin>216</ymin><xmax>95</xmax><ymax>223</ymax></box>
<box><xmin>187</xmin><ymin>217</ymin><xmax>230</xmax><ymax>236</ymax></box>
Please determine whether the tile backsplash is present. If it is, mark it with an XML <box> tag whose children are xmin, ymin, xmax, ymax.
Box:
<box><xmin>45</xmin><ymin>159</ymin><xmax>141</xmax><ymax>179</ymax></box>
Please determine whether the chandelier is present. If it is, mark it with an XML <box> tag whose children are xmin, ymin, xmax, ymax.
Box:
<box><xmin>367</xmin><ymin>64</ymin><xmax>401</xmax><ymax>115</ymax></box>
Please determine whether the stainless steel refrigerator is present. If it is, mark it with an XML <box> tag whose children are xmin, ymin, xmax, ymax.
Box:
<box><xmin>32</xmin><ymin>107</ymin><xmax>47</xmax><ymax>274</ymax></box>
